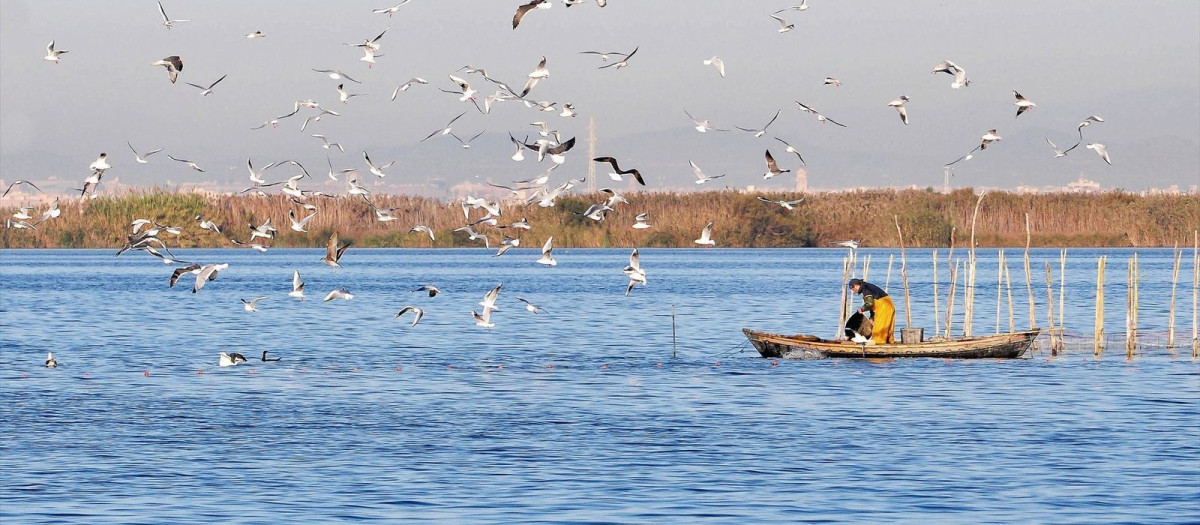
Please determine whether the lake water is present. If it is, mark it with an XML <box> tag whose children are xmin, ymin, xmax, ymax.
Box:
<box><xmin>2</xmin><ymin>247</ymin><xmax>1198</xmax><ymax>523</ymax></box>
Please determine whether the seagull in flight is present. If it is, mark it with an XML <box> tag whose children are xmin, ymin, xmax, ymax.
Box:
<box><xmin>795</xmin><ymin>101</ymin><xmax>846</xmax><ymax>127</ymax></box>
<box><xmin>772</xmin><ymin>137</ymin><xmax>806</xmax><ymax>165</ymax></box>
<box><xmin>632</xmin><ymin>213</ymin><xmax>652</xmax><ymax>230</ymax></box>
<box><xmin>391</xmin><ymin>77</ymin><xmax>428</xmax><ymax>100</ymax></box>
<box><xmin>598</xmin><ymin>46</ymin><xmax>638</xmax><ymax>69</ymax></box>
<box><xmin>451</xmin><ymin>131</ymin><xmax>485</xmax><ymax>149</ymax></box>
<box><xmin>43</xmin><ymin>40</ymin><xmax>68</xmax><ymax>63</ymax></box>
<box><xmin>1046</xmin><ymin>138</ymin><xmax>1077</xmax><ymax>158</ymax></box>
<box><xmin>192</xmin><ymin>263</ymin><xmax>229</xmax><ymax>293</ymax></box>
<box><xmin>324</xmin><ymin>288</ymin><xmax>355</xmax><ymax>302</ymax></box>
<box><xmin>824</xmin><ymin>77</ymin><xmax>841</xmax><ymax>87</ymax></box>
<box><xmin>414</xmin><ymin>285</ymin><xmax>441</xmax><ymax>297</ymax></box>
<box><xmin>684</xmin><ymin>108</ymin><xmax>729</xmax><ymax>132</ymax></box>
<box><xmin>313</xmin><ymin>69</ymin><xmax>362</xmax><ymax>84</ymax></box>
<box><xmin>363</xmin><ymin>151</ymin><xmax>394</xmax><ymax>178</ymax></box>
<box><xmin>395</xmin><ymin>306</ymin><xmax>424</xmax><ymax>327</ymax></box>
<box><xmin>931</xmin><ymin>59</ymin><xmax>970</xmax><ymax>89</ymax></box>
<box><xmin>479</xmin><ymin>283</ymin><xmax>503</xmax><ymax>313</ymax></box>
<box><xmin>769</xmin><ymin>14</ymin><xmax>795</xmax><ymax>32</ymax></box>
<box><xmin>775</xmin><ymin>1</ymin><xmax>809</xmax><ymax>13</ymax></box>
<box><xmin>946</xmin><ymin>129</ymin><xmax>1001</xmax><ymax>166</ymax></box>
<box><xmin>1086</xmin><ymin>143</ymin><xmax>1112</xmax><ymax>165</ymax></box>
<box><xmin>536</xmin><ymin>236</ymin><xmax>557</xmax><ymax>266</ymax></box>
<box><xmin>513</xmin><ymin>0</ymin><xmax>551</xmax><ymax>29</ymax></box>
<box><xmin>421</xmin><ymin>111</ymin><xmax>469</xmax><ymax>142</ymax></box>
<box><xmin>521</xmin><ymin>56</ymin><xmax>550</xmax><ymax>97</ymax></box>
<box><xmin>312</xmin><ymin>134</ymin><xmax>344</xmax><ymax>152</ymax></box>
<box><xmin>472</xmin><ymin>309</ymin><xmax>495</xmax><ymax>329</ymax></box>
<box><xmin>735</xmin><ymin>109</ymin><xmax>782</xmax><ymax>137</ymax></box>
<box><xmin>580</xmin><ymin>50</ymin><xmax>628</xmax><ymax>62</ymax></box>
<box><xmin>888</xmin><ymin>95</ymin><xmax>910</xmax><ymax>125</ymax></box>
<box><xmin>593</xmin><ymin>156</ymin><xmax>645</xmax><ymax>185</ymax></box>
<box><xmin>1076</xmin><ymin>115</ymin><xmax>1105</xmax><ymax>141</ymax></box>
<box><xmin>373</xmin><ymin>1</ymin><xmax>411</xmax><ymax>16</ymax></box>
<box><xmin>241</xmin><ymin>296</ymin><xmax>269</xmax><ymax>313</ymax></box>
<box><xmin>157</xmin><ymin>1</ymin><xmax>190</xmax><ymax>29</ymax></box>
<box><xmin>757</xmin><ymin>196</ymin><xmax>805</xmax><ymax>210</ymax></box>
<box><xmin>321</xmin><ymin>232</ymin><xmax>351</xmax><ymax>267</ymax></box>
<box><xmin>1013</xmin><ymin>91</ymin><xmax>1036</xmax><ymax>117</ymax></box>
<box><xmin>289</xmin><ymin>270</ymin><xmax>306</xmax><ymax>299</ymax></box>
<box><xmin>288</xmin><ymin>209</ymin><xmax>318</xmax><ymax>232</ymax></box>
<box><xmin>624</xmin><ymin>248</ymin><xmax>647</xmax><ymax>296</ymax></box>
<box><xmin>763</xmin><ymin>149</ymin><xmax>790</xmax><ymax>179</ymax></box>
<box><xmin>245</xmin><ymin>31</ymin><xmax>266</xmax><ymax>39</ymax></box>
<box><xmin>409</xmin><ymin>225</ymin><xmax>436</xmax><ymax>242</ymax></box>
<box><xmin>168</xmin><ymin>155</ymin><xmax>204</xmax><ymax>172</ymax></box>
<box><xmin>2</xmin><ymin>180</ymin><xmax>43</xmax><ymax>198</ymax></box>
<box><xmin>702</xmin><ymin>56</ymin><xmax>725</xmax><ymax>77</ymax></box>
<box><xmin>830</xmin><ymin>240</ymin><xmax>859</xmax><ymax>250</ymax></box>
<box><xmin>689</xmin><ymin>160</ymin><xmax>725</xmax><ymax>185</ymax></box>
<box><xmin>515</xmin><ymin>297</ymin><xmax>547</xmax><ymax>314</ymax></box>
<box><xmin>128</xmin><ymin>142</ymin><xmax>164</xmax><ymax>164</ymax></box>
<box><xmin>695</xmin><ymin>222</ymin><xmax>716</xmax><ymax>246</ymax></box>
<box><xmin>185</xmin><ymin>74</ymin><xmax>227</xmax><ymax>96</ymax></box>
<box><xmin>151</xmin><ymin>56</ymin><xmax>184</xmax><ymax>83</ymax></box>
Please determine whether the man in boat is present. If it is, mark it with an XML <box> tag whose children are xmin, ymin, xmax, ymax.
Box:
<box><xmin>848</xmin><ymin>278</ymin><xmax>895</xmax><ymax>345</ymax></box>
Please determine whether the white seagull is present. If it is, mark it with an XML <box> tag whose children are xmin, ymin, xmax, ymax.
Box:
<box><xmin>703</xmin><ymin>56</ymin><xmax>725</xmax><ymax>77</ymax></box>
<box><xmin>690</xmin><ymin>160</ymin><xmax>725</xmax><ymax>184</ymax></box>
<box><xmin>888</xmin><ymin>95</ymin><xmax>910</xmax><ymax>125</ymax></box>
<box><xmin>363</xmin><ymin>151</ymin><xmax>394</xmax><ymax>178</ymax></box>
<box><xmin>192</xmin><ymin>263</ymin><xmax>229</xmax><ymax>293</ymax></box>
<box><xmin>241</xmin><ymin>296</ymin><xmax>269</xmax><ymax>313</ymax></box>
<box><xmin>735</xmin><ymin>109</ymin><xmax>782</xmax><ymax>137</ymax></box>
<box><xmin>128</xmin><ymin>142</ymin><xmax>163</xmax><ymax>164</ymax></box>
<box><xmin>536</xmin><ymin>236</ymin><xmax>557</xmax><ymax>266</ymax></box>
<box><xmin>931</xmin><ymin>59</ymin><xmax>970</xmax><ymax>89</ymax></box>
<box><xmin>624</xmin><ymin>248</ymin><xmax>647</xmax><ymax>295</ymax></box>
<box><xmin>219</xmin><ymin>352</ymin><xmax>248</xmax><ymax>367</ymax></box>
<box><xmin>772</xmin><ymin>137</ymin><xmax>807</xmax><ymax>165</ymax></box>
<box><xmin>396</xmin><ymin>306</ymin><xmax>424</xmax><ymax>327</ymax></box>
<box><xmin>479</xmin><ymin>283</ymin><xmax>503</xmax><ymax>312</ymax></box>
<box><xmin>323</xmin><ymin>287</ymin><xmax>354</xmax><ymax>302</ymax></box>
<box><xmin>289</xmin><ymin>270</ymin><xmax>306</xmax><ymax>299</ymax></box>
<box><xmin>516</xmin><ymin>297</ymin><xmax>547</xmax><ymax>314</ymax></box>
<box><xmin>421</xmin><ymin>111</ymin><xmax>469</xmax><ymax>142</ymax></box>
<box><xmin>321</xmin><ymin>232</ymin><xmax>351</xmax><ymax>267</ymax></box>
<box><xmin>521</xmin><ymin>56</ymin><xmax>550</xmax><ymax>97</ymax></box>
<box><xmin>1086</xmin><ymin>143</ymin><xmax>1112</xmax><ymax>165</ymax></box>
<box><xmin>1013</xmin><ymin>91</ymin><xmax>1036</xmax><ymax>117</ymax></box>
<box><xmin>472</xmin><ymin>309</ymin><xmax>495</xmax><ymax>329</ymax></box>
<box><xmin>151</xmin><ymin>55</ymin><xmax>184</xmax><ymax>83</ymax></box>
<box><xmin>336</xmin><ymin>83</ymin><xmax>364</xmax><ymax>104</ymax></box>
<box><xmin>409</xmin><ymin>225</ymin><xmax>436</xmax><ymax>242</ymax></box>
<box><xmin>46</xmin><ymin>352</ymin><xmax>58</xmax><ymax>368</ymax></box>
<box><xmin>770</xmin><ymin>14</ymin><xmax>794</xmax><ymax>32</ymax></box>
<box><xmin>795</xmin><ymin>101</ymin><xmax>847</xmax><ymax>127</ymax></box>
<box><xmin>824</xmin><ymin>77</ymin><xmax>841</xmax><ymax>87</ymax></box>
<box><xmin>695</xmin><ymin>222</ymin><xmax>716</xmax><ymax>246</ymax></box>
<box><xmin>288</xmin><ymin>209</ymin><xmax>317</xmax><ymax>232</ymax></box>
<box><xmin>44</xmin><ymin>40</ymin><xmax>68</xmax><ymax>63</ymax></box>
<box><xmin>312</xmin><ymin>68</ymin><xmax>361</xmax><ymax>84</ymax></box>
<box><xmin>391</xmin><ymin>77</ymin><xmax>428</xmax><ymax>100</ymax></box>
<box><xmin>157</xmin><ymin>1</ymin><xmax>190</xmax><ymax>29</ymax></box>
<box><xmin>632</xmin><ymin>212</ymin><xmax>652</xmax><ymax>230</ymax></box>
<box><xmin>763</xmin><ymin>149</ymin><xmax>790</xmax><ymax>179</ymax></box>
<box><xmin>168</xmin><ymin>155</ymin><xmax>204</xmax><ymax>172</ymax></box>
<box><xmin>185</xmin><ymin>74</ymin><xmax>227</xmax><ymax>96</ymax></box>
<box><xmin>757</xmin><ymin>196</ymin><xmax>805</xmax><ymax>210</ymax></box>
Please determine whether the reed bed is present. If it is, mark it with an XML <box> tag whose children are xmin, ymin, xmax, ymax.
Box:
<box><xmin>1</xmin><ymin>187</ymin><xmax>1197</xmax><ymax>249</ymax></box>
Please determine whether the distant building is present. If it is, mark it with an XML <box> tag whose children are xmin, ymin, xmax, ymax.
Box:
<box><xmin>794</xmin><ymin>168</ymin><xmax>808</xmax><ymax>192</ymax></box>
<box><xmin>1065</xmin><ymin>176</ymin><xmax>1101</xmax><ymax>193</ymax></box>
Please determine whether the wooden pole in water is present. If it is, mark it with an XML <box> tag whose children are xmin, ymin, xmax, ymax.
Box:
<box><xmin>1004</xmin><ymin>257</ymin><xmax>1015</xmax><ymax>333</ymax></box>
<box><xmin>1193</xmin><ymin>230</ymin><xmax>1198</xmax><ymax>358</ymax></box>
<box><xmin>1024</xmin><ymin>213</ymin><xmax>1036</xmax><ymax>330</ymax></box>
<box><xmin>1126</xmin><ymin>255</ymin><xmax>1136</xmax><ymax>357</ymax></box>
<box><xmin>838</xmin><ymin>256</ymin><xmax>851</xmax><ymax>340</ymax></box>
<box><xmin>933</xmin><ymin>249</ymin><xmax>941</xmax><ymax>338</ymax></box>
<box><xmin>996</xmin><ymin>250</ymin><xmax>1004</xmax><ymax>334</ymax></box>
<box><xmin>861</xmin><ymin>254</ymin><xmax>871</xmax><ymax>282</ymax></box>
<box><xmin>671</xmin><ymin>304</ymin><xmax>677</xmax><ymax>358</ymax></box>
<box><xmin>964</xmin><ymin>192</ymin><xmax>985</xmax><ymax>338</ymax></box>
<box><xmin>894</xmin><ymin>216</ymin><xmax>911</xmax><ymax>330</ymax></box>
<box><xmin>1059</xmin><ymin>249</ymin><xmax>1067</xmax><ymax>345</ymax></box>
<box><xmin>1045</xmin><ymin>262</ymin><xmax>1058</xmax><ymax>355</ymax></box>
<box><xmin>946</xmin><ymin>260</ymin><xmax>960</xmax><ymax>339</ymax></box>
<box><xmin>1133</xmin><ymin>253</ymin><xmax>1140</xmax><ymax>354</ymax></box>
<box><xmin>1095</xmin><ymin>256</ymin><xmax>1106</xmax><ymax>356</ymax></box>
<box><xmin>885</xmin><ymin>254</ymin><xmax>894</xmax><ymax>293</ymax></box>
<box><xmin>1168</xmin><ymin>244</ymin><xmax>1181</xmax><ymax>349</ymax></box>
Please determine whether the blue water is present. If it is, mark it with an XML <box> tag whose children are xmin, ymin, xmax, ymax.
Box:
<box><xmin>2</xmin><ymin>248</ymin><xmax>1198</xmax><ymax>523</ymax></box>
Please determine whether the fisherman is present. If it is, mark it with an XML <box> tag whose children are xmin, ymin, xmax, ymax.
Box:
<box><xmin>848</xmin><ymin>278</ymin><xmax>895</xmax><ymax>345</ymax></box>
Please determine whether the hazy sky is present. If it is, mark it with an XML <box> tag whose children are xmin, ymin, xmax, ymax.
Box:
<box><xmin>1</xmin><ymin>0</ymin><xmax>1198</xmax><ymax>199</ymax></box>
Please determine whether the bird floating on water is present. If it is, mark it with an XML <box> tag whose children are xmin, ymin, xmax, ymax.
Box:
<box><xmin>219</xmin><ymin>352</ymin><xmax>248</xmax><ymax>367</ymax></box>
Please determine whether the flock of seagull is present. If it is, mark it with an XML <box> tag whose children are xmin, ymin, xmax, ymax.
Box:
<box><xmin>11</xmin><ymin>1</ymin><xmax>1117</xmax><ymax>368</ymax></box>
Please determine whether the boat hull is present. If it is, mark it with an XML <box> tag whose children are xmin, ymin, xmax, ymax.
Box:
<box><xmin>743</xmin><ymin>328</ymin><xmax>1040</xmax><ymax>360</ymax></box>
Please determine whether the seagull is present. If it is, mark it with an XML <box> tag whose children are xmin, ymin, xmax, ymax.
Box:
<box><xmin>515</xmin><ymin>297</ymin><xmax>547</xmax><ymax>314</ymax></box>
<box><xmin>196</xmin><ymin>215</ymin><xmax>221</xmax><ymax>234</ymax></box>
<box><xmin>185</xmin><ymin>74</ymin><xmax>227</xmax><ymax>96</ymax></box>
<box><xmin>702</xmin><ymin>56</ymin><xmax>725</xmax><ymax>77</ymax></box>
<box><xmin>795</xmin><ymin>101</ymin><xmax>847</xmax><ymax>127</ymax></box>
<box><xmin>245</xmin><ymin>31</ymin><xmax>265</xmax><ymax>39</ymax></box>
<box><xmin>219</xmin><ymin>352</ymin><xmax>248</xmax><ymax>367</ymax></box>
<box><xmin>479</xmin><ymin>283</ymin><xmax>503</xmax><ymax>312</ymax></box>
<box><xmin>230</xmin><ymin>239</ymin><xmax>270</xmax><ymax>252</ymax></box>
<box><xmin>12</xmin><ymin>207</ymin><xmax>34</xmax><ymax>220</ymax></box>
<box><xmin>336</xmin><ymin>84</ymin><xmax>364</xmax><ymax>104</ymax></box>
<box><xmin>689</xmin><ymin>160</ymin><xmax>725</xmax><ymax>184</ymax></box>
<box><xmin>421</xmin><ymin>111</ymin><xmax>469</xmax><ymax>142</ymax></box>
<box><xmin>157</xmin><ymin>2</ymin><xmax>190</xmax><ymax>29</ymax></box>
<box><xmin>823</xmin><ymin>77</ymin><xmax>841</xmax><ymax>87</ymax></box>
<box><xmin>521</xmin><ymin>56</ymin><xmax>550</xmax><ymax>97</ymax></box>
<box><xmin>757</xmin><ymin>195</ymin><xmax>805</xmax><ymax>210</ymax></box>
<box><xmin>192</xmin><ymin>263</ymin><xmax>229</xmax><ymax>293</ymax></box>
<box><xmin>632</xmin><ymin>212</ymin><xmax>652</xmax><ymax>230</ymax></box>
<box><xmin>494</xmin><ymin>236</ymin><xmax>520</xmax><ymax>257</ymax></box>
<box><xmin>311</xmin><ymin>134</ymin><xmax>344</xmax><ymax>152</ymax></box>
<box><xmin>695</xmin><ymin>222</ymin><xmax>716</xmax><ymax>246</ymax></box>
<box><xmin>579</xmin><ymin>50</ymin><xmax>628</xmax><ymax>62</ymax></box>
<box><xmin>43</xmin><ymin>40</ymin><xmax>68</xmax><ymax>63</ymax></box>
<box><xmin>1013</xmin><ymin>91</ymin><xmax>1036</xmax><ymax>117</ymax></box>
<box><xmin>593</xmin><ymin>156</ymin><xmax>646</xmax><ymax>185</ymax></box>
<box><xmin>445</xmin><ymin>74</ymin><xmax>478</xmax><ymax>102</ymax></box>
<box><xmin>472</xmin><ymin>309</ymin><xmax>495</xmax><ymax>329</ymax></box>
<box><xmin>362</xmin><ymin>151</ymin><xmax>394</xmax><ymax>178</ymax></box>
<box><xmin>769</xmin><ymin>14</ymin><xmax>795</xmax><ymax>32</ymax></box>
<box><xmin>623</xmin><ymin>248</ymin><xmax>646</xmax><ymax>295</ymax></box>
<box><xmin>346</xmin><ymin>176</ymin><xmax>371</xmax><ymax>196</ymax></box>
<box><xmin>763</xmin><ymin>149</ymin><xmax>790</xmax><ymax>179</ymax></box>
<box><xmin>321</xmin><ymin>232</ymin><xmax>351</xmax><ymax>267</ymax></box>
<box><xmin>513</xmin><ymin>0</ymin><xmax>551</xmax><ymax>29</ymax></box>
<box><xmin>241</xmin><ymin>296</ymin><xmax>269</xmax><ymax>312</ymax></box>
<box><xmin>735</xmin><ymin>109</ymin><xmax>782</xmax><ymax>137</ymax></box>
<box><xmin>88</xmin><ymin>153</ymin><xmax>112</xmax><ymax>175</ymax></box>
<box><xmin>289</xmin><ymin>270</ymin><xmax>306</xmax><ymax>299</ymax></box>
<box><xmin>684</xmin><ymin>108</ymin><xmax>729</xmax><ymax>132</ymax></box>
<box><xmin>536</xmin><ymin>236</ymin><xmax>557</xmax><ymax>266</ymax></box>
<box><xmin>45</xmin><ymin>352</ymin><xmax>58</xmax><ymax>368</ymax></box>
<box><xmin>945</xmin><ymin>129</ymin><xmax>1001</xmax><ymax>166</ymax></box>
<box><xmin>151</xmin><ymin>55</ymin><xmax>184</xmax><ymax>83</ymax></box>
<box><xmin>772</xmin><ymin>137</ymin><xmax>807</xmax><ymax>165</ymax></box>
<box><xmin>2</xmin><ymin>180</ymin><xmax>42</xmax><ymax>198</ymax></box>
<box><xmin>775</xmin><ymin>1</ymin><xmax>809</xmax><ymax>12</ymax></box>
<box><xmin>128</xmin><ymin>142</ymin><xmax>163</xmax><ymax>164</ymax></box>
<box><xmin>599</xmin><ymin>46</ymin><xmax>638</xmax><ymax>69</ymax></box>
<box><xmin>312</xmin><ymin>69</ymin><xmax>361</xmax><ymax>84</ymax></box>
<box><xmin>288</xmin><ymin>209</ymin><xmax>317</xmax><ymax>232</ymax></box>
<box><xmin>248</xmin><ymin>218</ymin><xmax>276</xmax><ymax>240</ymax></box>
<box><xmin>1046</xmin><ymin>138</ymin><xmax>1077</xmax><ymax>158</ymax></box>
<box><xmin>1077</xmin><ymin>115</ymin><xmax>1105</xmax><ymax>141</ymax></box>
<box><xmin>409</xmin><ymin>225</ymin><xmax>436</xmax><ymax>242</ymax></box>
<box><xmin>1086</xmin><ymin>143</ymin><xmax>1112</xmax><ymax>165</ymax></box>
<box><xmin>451</xmin><ymin>131</ymin><xmax>485</xmax><ymax>149</ymax></box>
<box><xmin>830</xmin><ymin>240</ymin><xmax>859</xmax><ymax>250</ymax></box>
<box><xmin>324</xmin><ymin>287</ymin><xmax>354</xmax><ymax>302</ymax></box>
<box><xmin>391</xmin><ymin>77</ymin><xmax>428</xmax><ymax>100</ymax></box>
<box><xmin>559</xmin><ymin>103</ymin><xmax>576</xmax><ymax>118</ymax></box>
<box><xmin>347</xmin><ymin>28</ymin><xmax>387</xmax><ymax>53</ymax></box>
<box><xmin>887</xmin><ymin>95</ymin><xmax>911</xmax><ymax>125</ymax></box>
<box><xmin>261</xmin><ymin>350</ymin><xmax>281</xmax><ymax>362</ymax></box>
<box><xmin>36</xmin><ymin>199</ymin><xmax>61</xmax><ymax>225</ymax></box>
<box><xmin>524</xmin><ymin>137</ymin><xmax>576</xmax><ymax>164</ymax></box>
<box><xmin>414</xmin><ymin>285</ymin><xmax>441</xmax><ymax>297</ymax></box>
<box><xmin>931</xmin><ymin>59</ymin><xmax>970</xmax><ymax>89</ymax></box>
<box><xmin>168</xmin><ymin>155</ymin><xmax>204</xmax><ymax>172</ymax></box>
<box><xmin>373</xmin><ymin>1</ymin><xmax>411</xmax><ymax>16</ymax></box>
<box><xmin>395</xmin><ymin>306</ymin><xmax>425</xmax><ymax>327</ymax></box>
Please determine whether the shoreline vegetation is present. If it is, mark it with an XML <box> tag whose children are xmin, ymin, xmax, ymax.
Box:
<box><xmin>1</xmin><ymin>188</ymin><xmax>1197</xmax><ymax>249</ymax></box>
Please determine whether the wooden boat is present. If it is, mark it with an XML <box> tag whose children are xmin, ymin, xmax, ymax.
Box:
<box><xmin>743</xmin><ymin>328</ymin><xmax>1041</xmax><ymax>360</ymax></box>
